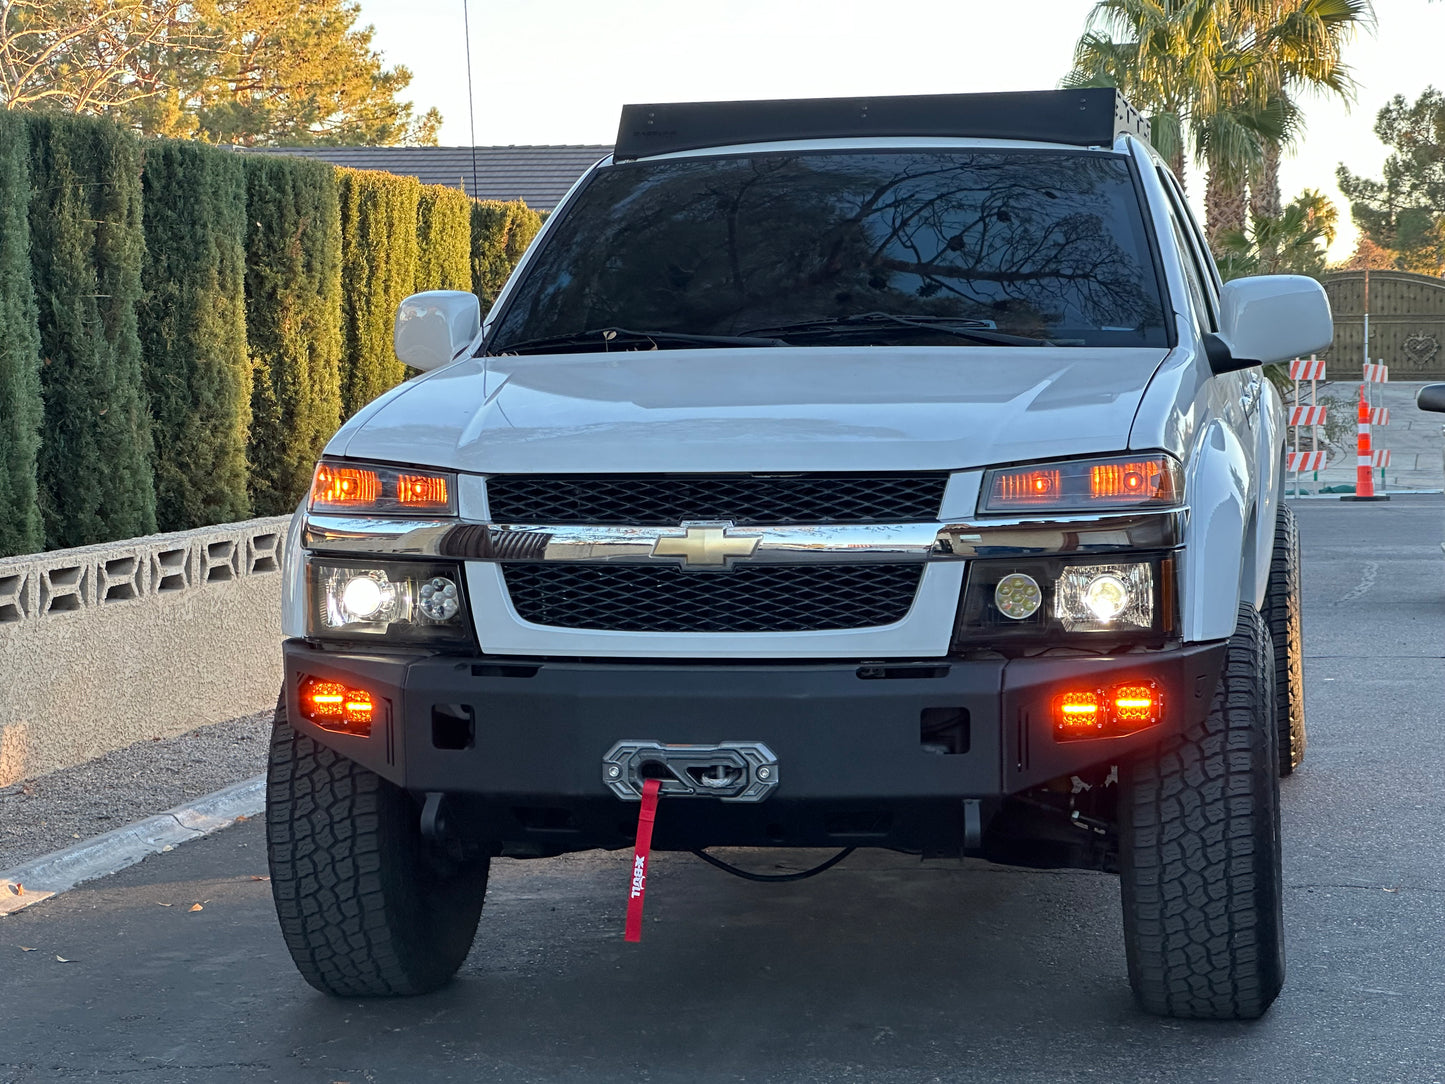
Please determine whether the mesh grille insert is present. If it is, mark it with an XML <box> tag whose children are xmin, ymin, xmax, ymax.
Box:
<box><xmin>485</xmin><ymin>473</ymin><xmax>947</xmax><ymax>526</ymax></box>
<box><xmin>502</xmin><ymin>563</ymin><xmax>923</xmax><ymax>633</ymax></box>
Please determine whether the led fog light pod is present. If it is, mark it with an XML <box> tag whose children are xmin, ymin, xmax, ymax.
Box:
<box><xmin>419</xmin><ymin>576</ymin><xmax>460</xmax><ymax>622</ymax></box>
<box><xmin>994</xmin><ymin>573</ymin><xmax>1042</xmax><ymax>620</ymax></box>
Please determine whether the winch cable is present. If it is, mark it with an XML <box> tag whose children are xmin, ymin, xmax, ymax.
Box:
<box><xmin>690</xmin><ymin>846</ymin><xmax>856</xmax><ymax>883</ymax></box>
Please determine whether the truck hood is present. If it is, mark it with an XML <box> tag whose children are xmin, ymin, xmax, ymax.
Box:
<box><xmin>339</xmin><ymin>346</ymin><xmax>1170</xmax><ymax>474</ymax></box>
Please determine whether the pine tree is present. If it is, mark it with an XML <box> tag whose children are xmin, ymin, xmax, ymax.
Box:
<box><xmin>139</xmin><ymin>139</ymin><xmax>252</xmax><ymax>531</ymax></box>
<box><xmin>26</xmin><ymin>113</ymin><xmax>156</xmax><ymax>549</ymax></box>
<box><xmin>337</xmin><ymin>168</ymin><xmax>418</xmax><ymax>417</ymax></box>
<box><xmin>0</xmin><ymin>111</ymin><xmax>43</xmax><ymax>557</ymax></box>
<box><xmin>243</xmin><ymin>154</ymin><xmax>343</xmax><ymax>516</ymax></box>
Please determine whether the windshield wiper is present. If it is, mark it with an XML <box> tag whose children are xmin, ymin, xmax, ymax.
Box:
<box><xmin>488</xmin><ymin>327</ymin><xmax>787</xmax><ymax>355</ymax></box>
<box><xmin>741</xmin><ymin>312</ymin><xmax>1058</xmax><ymax>347</ymax></box>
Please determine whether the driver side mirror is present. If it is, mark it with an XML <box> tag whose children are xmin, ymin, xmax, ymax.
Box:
<box><xmin>393</xmin><ymin>291</ymin><xmax>481</xmax><ymax>372</ymax></box>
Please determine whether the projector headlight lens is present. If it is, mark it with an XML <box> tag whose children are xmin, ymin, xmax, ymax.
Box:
<box><xmin>339</xmin><ymin>574</ymin><xmax>390</xmax><ymax>621</ymax></box>
<box><xmin>1082</xmin><ymin>573</ymin><xmax>1129</xmax><ymax>621</ymax></box>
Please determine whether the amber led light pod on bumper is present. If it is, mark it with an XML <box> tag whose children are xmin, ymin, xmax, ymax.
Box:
<box><xmin>1053</xmin><ymin>682</ymin><xmax>1163</xmax><ymax>740</ymax></box>
<box><xmin>299</xmin><ymin>676</ymin><xmax>375</xmax><ymax>736</ymax></box>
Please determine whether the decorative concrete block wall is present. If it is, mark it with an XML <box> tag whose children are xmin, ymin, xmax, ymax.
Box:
<box><xmin>0</xmin><ymin>516</ymin><xmax>292</xmax><ymax>786</ymax></box>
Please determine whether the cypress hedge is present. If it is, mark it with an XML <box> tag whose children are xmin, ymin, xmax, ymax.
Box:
<box><xmin>337</xmin><ymin>168</ymin><xmax>419</xmax><ymax>417</ymax></box>
<box><xmin>0</xmin><ymin>111</ymin><xmax>43</xmax><ymax>557</ymax></box>
<box><xmin>26</xmin><ymin>114</ymin><xmax>156</xmax><ymax>549</ymax></box>
<box><xmin>244</xmin><ymin>155</ymin><xmax>344</xmax><ymax>517</ymax></box>
<box><xmin>414</xmin><ymin>184</ymin><xmax>473</xmax><ymax>293</ymax></box>
<box><xmin>470</xmin><ymin>200</ymin><xmax>543</xmax><ymax>311</ymax></box>
<box><xmin>139</xmin><ymin>141</ymin><xmax>251</xmax><ymax>532</ymax></box>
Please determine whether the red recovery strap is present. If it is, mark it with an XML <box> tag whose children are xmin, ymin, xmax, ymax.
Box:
<box><xmin>624</xmin><ymin>778</ymin><xmax>662</xmax><ymax>942</ymax></box>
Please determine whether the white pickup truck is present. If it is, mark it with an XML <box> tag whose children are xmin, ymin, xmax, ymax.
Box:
<box><xmin>267</xmin><ymin>89</ymin><xmax>1332</xmax><ymax>1019</ymax></box>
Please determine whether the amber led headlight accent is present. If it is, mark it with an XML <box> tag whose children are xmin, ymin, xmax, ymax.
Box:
<box><xmin>982</xmin><ymin>454</ymin><xmax>1181</xmax><ymax>513</ymax></box>
<box><xmin>309</xmin><ymin>460</ymin><xmax>456</xmax><ymax>515</ymax></box>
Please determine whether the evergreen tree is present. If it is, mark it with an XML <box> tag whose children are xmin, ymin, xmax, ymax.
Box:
<box><xmin>1</xmin><ymin>0</ymin><xmax>440</xmax><ymax>148</ymax></box>
<box><xmin>415</xmin><ymin>184</ymin><xmax>473</xmax><ymax>293</ymax></box>
<box><xmin>0</xmin><ymin>110</ymin><xmax>43</xmax><ymax>557</ymax></box>
<box><xmin>139</xmin><ymin>140</ymin><xmax>252</xmax><ymax>531</ymax></box>
<box><xmin>1338</xmin><ymin>88</ymin><xmax>1445</xmax><ymax>276</ymax></box>
<box><xmin>337</xmin><ymin>168</ymin><xmax>418</xmax><ymax>417</ymax></box>
<box><xmin>471</xmin><ymin>200</ymin><xmax>543</xmax><ymax>311</ymax></box>
<box><xmin>26</xmin><ymin>113</ymin><xmax>156</xmax><ymax>548</ymax></box>
<box><xmin>243</xmin><ymin>154</ymin><xmax>343</xmax><ymax>516</ymax></box>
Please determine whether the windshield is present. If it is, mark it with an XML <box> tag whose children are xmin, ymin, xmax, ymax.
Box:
<box><xmin>486</xmin><ymin>149</ymin><xmax>1169</xmax><ymax>353</ymax></box>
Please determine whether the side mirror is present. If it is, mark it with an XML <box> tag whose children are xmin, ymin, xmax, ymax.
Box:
<box><xmin>1417</xmin><ymin>384</ymin><xmax>1445</xmax><ymax>413</ymax></box>
<box><xmin>394</xmin><ymin>291</ymin><xmax>481</xmax><ymax>372</ymax></box>
<box><xmin>1208</xmin><ymin>276</ymin><xmax>1333</xmax><ymax>374</ymax></box>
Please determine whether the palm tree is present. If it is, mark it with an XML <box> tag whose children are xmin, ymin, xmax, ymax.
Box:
<box><xmin>1242</xmin><ymin>0</ymin><xmax>1373</xmax><ymax>225</ymax></box>
<box><xmin>1064</xmin><ymin>0</ymin><xmax>1226</xmax><ymax>187</ymax></box>
<box><xmin>1065</xmin><ymin>0</ymin><xmax>1372</xmax><ymax>247</ymax></box>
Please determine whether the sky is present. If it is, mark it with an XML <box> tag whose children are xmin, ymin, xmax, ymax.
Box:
<box><xmin>358</xmin><ymin>0</ymin><xmax>1444</xmax><ymax>262</ymax></box>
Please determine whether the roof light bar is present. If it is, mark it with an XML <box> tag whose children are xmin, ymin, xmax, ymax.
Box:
<box><xmin>614</xmin><ymin>88</ymin><xmax>1149</xmax><ymax>161</ymax></box>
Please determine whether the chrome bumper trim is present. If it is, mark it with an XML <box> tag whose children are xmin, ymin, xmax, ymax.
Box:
<box><xmin>303</xmin><ymin>510</ymin><xmax>1185</xmax><ymax>564</ymax></box>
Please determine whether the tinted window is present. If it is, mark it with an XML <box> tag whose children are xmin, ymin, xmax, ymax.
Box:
<box><xmin>489</xmin><ymin>150</ymin><xmax>1169</xmax><ymax>352</ymax></box>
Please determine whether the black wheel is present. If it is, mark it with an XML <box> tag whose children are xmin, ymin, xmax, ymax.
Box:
<box><xmin>1265</xmin><ymin>504</ymin><xmax>1306</xmax><ymax>775</ymax></box>
<box><xmin>266</xmin><ymin>695</ymin><xmax>489</xmax><ymax>997</ymax></box>
<box><xmin>1118</xmin><ymin>604</ymin><xmax>1285</xmax><ymax>1020</ymax></box>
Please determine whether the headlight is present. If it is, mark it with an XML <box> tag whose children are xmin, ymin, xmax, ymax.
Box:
<box><xmin>307</xmin><ymin>558</ymin><xmax>474</xmax><ymax>646</ymax></box>
<box><xmin>309</xmin><ymin>460</ymin><xmax>457</xmax><ymax>515</ymax></box>
<box><xmin>953</xmin><ymin>556</ymin><xmax>1173</xmax><ymax>649</ymax></box>
<box><xmin>980</xmin><ymin>454</ymin><xmax>1182</xmax><ymax>514</ymax></box>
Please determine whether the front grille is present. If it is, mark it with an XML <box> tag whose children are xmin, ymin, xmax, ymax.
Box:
<box><xmin>502</xmin><ymin>563</ymin><xmax>923</xmax><ymax>633</ymax></box>
<box><xmin>485</xmin><ymin>473</ymin><xmax>948</xmax><ymax>526</ymax></box>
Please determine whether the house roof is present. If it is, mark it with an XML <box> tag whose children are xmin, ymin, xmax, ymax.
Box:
<box><xmin>239</xmin><ymin>145</ymin><xmax>613</xmax><ymax>211</ymax></box>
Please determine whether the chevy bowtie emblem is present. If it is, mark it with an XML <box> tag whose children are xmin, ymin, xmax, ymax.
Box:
<box><xmin>651</xmin><ymin>522</ymin><xmax>761</xmax><ymax>570</ymax></box>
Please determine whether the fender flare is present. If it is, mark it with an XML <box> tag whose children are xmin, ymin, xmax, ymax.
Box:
<box><xmin>1181</xmin><ymin>419</ymin><xmax>1253</xmax><ymax>642</ymax></box>
<box><xmin>281</xmin><ymin>497</ymin><xmax>309</xmax><ymax>639</ymax></box>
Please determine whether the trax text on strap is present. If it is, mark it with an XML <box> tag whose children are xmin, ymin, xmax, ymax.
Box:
<box><xmin>624</xmin><ymin>778</ymin><xmax>662</xmax><ymax>942</ymax></box>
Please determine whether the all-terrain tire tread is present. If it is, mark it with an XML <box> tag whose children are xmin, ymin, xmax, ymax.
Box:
<box><xmin>1265</xmin><ymin>504</ymin><xmax>1306</xmax><ymax>774</ymax></box>
<box><xmin>1119</xmin><ymin>604</ymin><xmax>1286</xmax><ymax>1020</ymax></box>
<box><xmin>266</xmin><ymin>702</ymin><xmax>487</xmax><ymax>997</ymax></box>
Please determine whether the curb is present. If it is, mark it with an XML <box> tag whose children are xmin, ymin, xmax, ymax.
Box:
<box><xmin>0</xmin><ymin>775</ymin><xmax>264</xmax><ymax>916</ymax></box>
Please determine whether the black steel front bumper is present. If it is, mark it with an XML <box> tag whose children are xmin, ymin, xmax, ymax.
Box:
<box><xmin>281</xmin><ymin>639</ymin><xmax>1226</xmax><ymax>853</ymax></box>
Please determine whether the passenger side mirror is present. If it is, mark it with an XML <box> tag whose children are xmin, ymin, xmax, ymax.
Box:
<box><xmin>394</xmin><ymin>291</ymin><xmax>481</xmax><ymax>372</ymax></box>
<box><xmin>1417</xmin><ymin>384</ymin><xmax>1445</xmax><ymax>413</ymax></box>
<box><xmin>1209</xmin><ymin>276</ymin><xmax>1333</xmax><ymax>374</ymax></box>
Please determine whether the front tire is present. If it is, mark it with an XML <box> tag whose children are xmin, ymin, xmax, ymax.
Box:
<box><xmin>1118</xmin><ymin>604</ymin><xmax>1285</xmax><ymax>1019</ymax></box>
<box><xmin>1265</xmin><ymin>504</ymin><xmax>1306</xmax><ymax>775</ymax></box>
<box><xmin>266</xmin><ymin>695</ymin><xmax>489</xmax><ymax>997</ymax></box>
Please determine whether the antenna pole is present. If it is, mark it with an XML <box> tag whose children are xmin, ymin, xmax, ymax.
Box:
<box><xmin>462</xmin><ymin>0</ymin><xmax>479</xmax><ymax>199</ymax></box>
